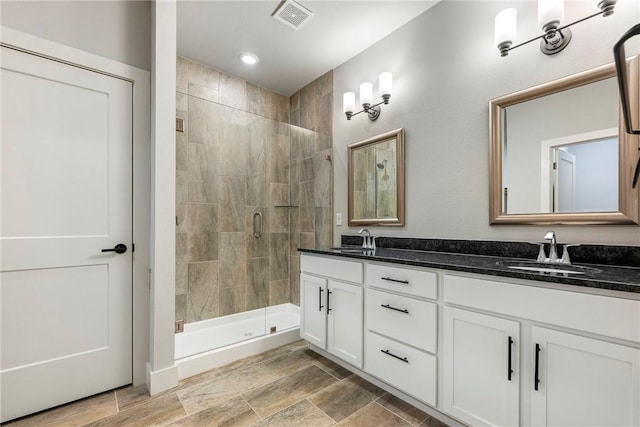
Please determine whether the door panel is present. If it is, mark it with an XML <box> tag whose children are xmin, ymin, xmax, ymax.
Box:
<box><xmin>327</xmin><ymin>280</ymin><xmax>363</xmax><ymax>368</ymax></box>
<box><xmin>531</xmin><ymin>327</ymin><xmax>639</xmax><ymax>427</ymax></box>
<box><xmin>300</xmin><ymin>274</ymin><xmax>327</xmax><ymax>348</ymax></box>
<box><xmin>1</xmin><ymin>46</ymin><xmax>133</xmax><ymax>422</ymax></box>
<box><xmin>443</xmin><ymin>307</ymin><xmax>520</xmax><ymax>427</ymax></box>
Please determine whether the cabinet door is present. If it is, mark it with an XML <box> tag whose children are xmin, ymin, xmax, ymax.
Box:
<box><xmin>300</xmin><ymin>274</ymin><xmax>327</xmax><ymax>349</ymax></box>
<box><xmin>443</xmin><ymin>307</ymin><xmax>520</xmax><ymax>427</ymax></box>
<box><xmin>327</xmin><ymin>280</ymin><xmax>363</xmax><ymax>368</ymax></box>
<box><xmin>531</xmin><ymin>326</ymin><xmax>639</xmax><ymax>427</ymax></box>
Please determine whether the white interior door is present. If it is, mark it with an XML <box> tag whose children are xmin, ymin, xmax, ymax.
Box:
<box><xmin>553</xmin><ymin>149</ymin><xmax>576</xmax><ymax>212</ymax></box>
<box><xmin>1</xmin><ymin>46</ymin><xmax>133</xmax><ymax>422</ymax></box>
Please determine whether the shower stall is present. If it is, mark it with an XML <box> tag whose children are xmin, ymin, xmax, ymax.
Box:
<box><xmin>174</xmin><ymin>57</ymin><xmax>333</xmax><ymax>368</ymax></box>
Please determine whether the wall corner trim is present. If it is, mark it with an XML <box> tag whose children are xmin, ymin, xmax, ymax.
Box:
<box><xmin>146</xmin><ymin>363</ymin><xmax>179</xmax><ymax>395</ymax></box>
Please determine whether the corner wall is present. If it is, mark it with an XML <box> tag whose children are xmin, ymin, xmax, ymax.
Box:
<box><xmin>0</xmin><ymin>0</ymin><xmax>151</xmax><ymax>71</ymax></box>
<box><xmin>333</xmin><ymin>0</ymin><xmax>640</xmax><ymax>246</ymax></box>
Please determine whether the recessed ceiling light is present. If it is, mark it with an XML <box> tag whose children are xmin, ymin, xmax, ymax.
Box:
<box><xmin>239</xmin><ymin>53</ymin><xmax>259</xmax><ymax>65</ymax></box>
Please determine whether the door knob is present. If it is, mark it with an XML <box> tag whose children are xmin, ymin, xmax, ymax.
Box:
<box><xmin>101</xmin><ymin>243</ymin><xmax>127</xmax><ymax>254</ymax></box>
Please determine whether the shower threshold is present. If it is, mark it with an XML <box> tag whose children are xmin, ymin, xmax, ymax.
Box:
<box><xmin>174</xmin><ymin>303</ymin><xmax>300</xmax><ymax>360</ymax></box>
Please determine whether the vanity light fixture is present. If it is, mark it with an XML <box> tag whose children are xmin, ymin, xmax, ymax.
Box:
<box><xmin>343</xmin><ymin>72</ymin><xmax>392</xmax><ymax>121</ymax></box>
<box><xmin>495</xmin><ymin>0</ymin><xmax>617</xmax><ymax>57</ymax></box>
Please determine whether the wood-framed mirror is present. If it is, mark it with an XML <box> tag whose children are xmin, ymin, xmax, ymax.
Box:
<box><xmin>348</xmin><ymin>128</ymin><xmax>405</xmax><ymax>226</ymax></box>
<box><xmin>489</xmin><ymin>58</ymin><xmax>640</xmax><ymax>225</ymax></box>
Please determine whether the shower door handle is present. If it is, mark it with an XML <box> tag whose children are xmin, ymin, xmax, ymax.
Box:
<box><xmin>253</xmin><ymin>212</ymin><xmax>263</xmax><ymax>239</ymax></box>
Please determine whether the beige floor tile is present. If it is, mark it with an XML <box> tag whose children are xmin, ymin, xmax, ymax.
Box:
<box><xmin>217</xmin><ymin>345</ymin><xmax>292</xmax><ymax>375</ymax></box>
<box><xmin>419</xmin><ymin>415</ymin><xmax>451</xmax><ymax>427</ymax></box>
<box><xmin>4</xmin><ymin>391</ymin><xmax>117</xmax><ymax>427</ymax></box>
<box><xmin>306</xmin><ymin>351</ymin><xmax>353</xmax><ymax>380</ymax></box>
<box><xmin>167</xmin><ymin>395</ymin><xmax>259</xmax><ymax>427</ymax></box>
<box><xmin>376</xmin><ymin>393</ymin><xmax>429</xmax><ymax>426</ymax></box>
<box><xmin>177</xmin><ymin>362</ymin><xmax>279</xmax><ymax>414</ymax></box>
<box><xmin>82</xmin><ymin>393</ymin><xmax>186</xmax><ymax>427</ymax></box>
<box><xmin>243</xmin><ymin>365</ymin><xmax>337</xmax><ymax>418</ymax></box>
<box><xmin>309</xmin><ymin>374</ymin><xmax>385</xmax><ymax>422</ymax></box>
<box><xmin>278</xmin><ymin>339</ymin><xmax>309</xmax><ymax>353</ymax></box>
<box><xmin>251</xmin><ymin>399</ymin><xmax>335</xmax><ymax>427</ymax></box>
<box><xmin>115</xmin><ymin>384</ymin><xmax>154</xmax><ymax>411</ymax></box>
<box><xmin>263</xmin><ymin>348</ymin><xmax>318</xmax><ymax>376</ymax></box>
<box><xmin>338</xmin><ymin>402</ymin><xmax>412</xmax><ymax>427</ymax></box>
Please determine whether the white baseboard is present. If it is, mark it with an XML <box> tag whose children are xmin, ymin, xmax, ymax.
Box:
<box><xmin>146</xmin><ymin>363</ymin><xmax>179</xmax><ymax>395</ymax></box>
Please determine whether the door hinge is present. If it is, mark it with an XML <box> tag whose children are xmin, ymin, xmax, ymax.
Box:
<box><xmin>175</xmin><ymin>319</ymin><xmax>184</xmax><ymax>334</ymax></box>
<box><xmin>176</xmin><ymin>118</ymin><xmax>184</xmax><ymax>132</ymax></box>
<box><xmin>553</xmin><ymin>162</ymin><xmax>557</xmax><ymax>170</ymax></box>
<box><xmin>132</xmin><ymin>243</ymin><xmax>135</xmax><ymax>252</ymax></box>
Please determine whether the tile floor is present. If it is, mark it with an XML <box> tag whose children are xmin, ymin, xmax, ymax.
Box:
<box><xmin>4</xmin><ymin>340</ymin><xmax>450</xmax><ymax>427</ymax></box>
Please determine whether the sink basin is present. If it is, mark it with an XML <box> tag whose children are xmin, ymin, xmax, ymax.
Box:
<box><xmin>496</xmin><ymin>260</ymin><xmax>601</xmax><ymax>275</ymax></box>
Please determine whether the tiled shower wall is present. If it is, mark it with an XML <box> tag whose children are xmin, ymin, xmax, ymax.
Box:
<box><xmin>288</xmin><ymin>71</ymin><xmax>334</xmax><ymax>306</ymax></box>
<box><xmin>176</xmin><ymin>57</ymin><xmax>333</xmax><ymax>323</ymax></box>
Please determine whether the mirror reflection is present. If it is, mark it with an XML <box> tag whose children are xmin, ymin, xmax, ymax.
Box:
<box><xmin>348</xmin><ymin>128</ymin><xmax>405</xmax><ymax>226</ymax></box>
<box><xmin>503</xmin><ymin>77</ymin><xmax>618</xmax><ymax>215</ymax></box>
<box><xmin>489</xmin><ymin>59</ymin><xmax>640</xmax><ymax>225</ymax></box>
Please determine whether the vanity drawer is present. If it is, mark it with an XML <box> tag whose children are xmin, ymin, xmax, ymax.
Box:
<box><xmin>365</xmin><ymin>331</ymin><xmax>436</xmax><ymax>406</ymax></box>
<box><xmin>366</xmin><ymin>263</ymin><xmax>437</xmax><ymax>299</ymax></box>
<box><xmin>300</xmin><ymin>254</ymin><xmax>363</xmax><ymax>284</ymax></box>
<box><xmin>366</xmin><ymin>289</ymin><xmax>437</xmax><ymax>353</ymax></box>
<box><xmin>444</xmin><ymin>273</ymin><xmax>640</xmax><ymax>343</ymax></box>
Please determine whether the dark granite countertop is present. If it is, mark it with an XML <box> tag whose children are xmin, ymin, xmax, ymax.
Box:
<box><xmin>298</xmin><ymin>245</ymin><xmax>640</xmax><ymax>294</ymax></box>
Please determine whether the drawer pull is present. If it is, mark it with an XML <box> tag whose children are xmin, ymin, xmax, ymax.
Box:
<box><xmin>381</xmin><ymin>349</ymin><xmax>409</xmax><ymax>363</ymax></box>
<box><xmin>381</xmin><ymin>304</ymin><xmax>409</xmax><ymax>314</ymax></box>
<box><xmin>534</xmin><ymin>343</ymin><xmax>541</xmax><ymax>391</ymax></box>
<box><xmin>381</xmin><ymin>276</ymin><xmax>410</xmax><ymax>284</ymax></box>
<box><xmin>507</xmin><ymin>336</ymin><xmax>514</xmax><ymax>381</ymax></box>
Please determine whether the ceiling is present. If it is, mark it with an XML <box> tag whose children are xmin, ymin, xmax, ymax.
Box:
<box><xmin>177</xmin><ymin>1</ymin><xmax>440</xmax><ymax>96</ymax></box>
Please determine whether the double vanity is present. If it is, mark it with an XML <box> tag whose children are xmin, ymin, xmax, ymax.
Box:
<box><xmin>298</xmin><ymin>237</ymin><xmax>640</xmax><ymax>426</ymax></box>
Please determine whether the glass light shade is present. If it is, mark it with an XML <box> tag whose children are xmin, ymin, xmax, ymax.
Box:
<box><xmin>343</xmin><ymin>92</ymin><xmax>355</xmax><ymax>113</ymax></box>
<box><xmin>538</xmin><ymin>0</ymin><xmax>564</xmax><ymax>30</ymax></box>
<box><xmin>494</xmin><ymin>8</ymin><xmax>517</xmax><ymax>47</ymax></box>
<box><xmin>360</xmin><ymin>82</ymin><xmax>373</xmax><ymax>106</ymax></box>
<box><xmin>379</xmin><ymin>72</ymin><xmax>393</xmax><ymax>97</ymax></box>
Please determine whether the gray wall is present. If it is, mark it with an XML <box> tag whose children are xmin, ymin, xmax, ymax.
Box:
<box><xmin>1</xmin><ymin>1</ymin><xmax>151</xmax><ymax>71</ymax></box>
<box><xmin>333</xmin><ymin>0</ymin><xmax>640</xmax><ymax>246</ymax></box>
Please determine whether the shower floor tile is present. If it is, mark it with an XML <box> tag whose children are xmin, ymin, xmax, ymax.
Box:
<box><xmin>3</xmin><ymin>341</ymin><xmax>451</xmax><ymax>427</ymax></box>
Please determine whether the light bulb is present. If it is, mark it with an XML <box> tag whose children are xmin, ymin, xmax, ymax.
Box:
<box><xmin>495</xmin><ymin>8</ymin><xmax>517</xmax><ymax>48</ymax></box>
<box><xmin>538</xmin><ymin>0</ymin><xmax>564</xmax><ymax>32</ymax></box>
<box><xmin>360</xmin><ymin>82</ymin><xmax>373</xmax><ymax>107</ymax></box>
<box><xmin>343</xmin><ymin>92</ymin><xmax>355</xmax><ymax>114</ymax></box>
<box><xmin>379</xmin><ymin>72</ymin><xmax>392</xmax><ymax>101</ymax></box>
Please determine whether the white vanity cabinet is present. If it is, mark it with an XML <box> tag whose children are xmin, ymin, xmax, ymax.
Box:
<box><xmin>443</xmin><ymin>307</ymin><xmax>520</xmax><ymax>426</ymax></box>
<box><xmin>443</xmin><ymin>273</ymin><xmax>640</xmax><ymax>427</ymax></box>
<box><xmin>364</xmin><ymin>263</ymin><xmax>439</xmax><ymax>406</ymax></box>
<box><xmin>300</xmin><ymin>254</ymin><xmax>364</xmax><ymax>368</ymax></box>
<box><xmin>530</xmin><ymin>326</ymin><xmax>639</xmax><ymax>427</ymax></box>
<box><xmin>300</xmin><ymin>251</ymin><xmax>640</xmax><ymax>427</ymax></box>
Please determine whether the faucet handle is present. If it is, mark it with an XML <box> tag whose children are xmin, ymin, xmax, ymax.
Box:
<box><xmin>527</xmin><ymin>242</ymin><xmax>547</xmax><ymax>262</ymax></box>
<box><xmin>534</xmin><ymin>242</ymin><xmax>547</xmax><ymax>263</ymax></box>
<box><xmin>560</xmin><ymin>244</ymin><xmax>580</xmax><ymax>265</ymax></box>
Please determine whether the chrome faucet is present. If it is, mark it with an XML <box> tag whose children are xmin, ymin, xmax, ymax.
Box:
<box><xmin>358</xmin><ymin>228</ymin><xmax>376</xmax><ymax>250</ymax></box>
<box><xmin>535</xmin><ymin>231</ymin><xmax>579</xmax><ymax>264</ymax></box>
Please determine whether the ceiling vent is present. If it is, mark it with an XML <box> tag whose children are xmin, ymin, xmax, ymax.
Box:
<box><xmin>272</xmin><ymin>0</ymin><xmax>313</xmax><ymax>31</ymax></box>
